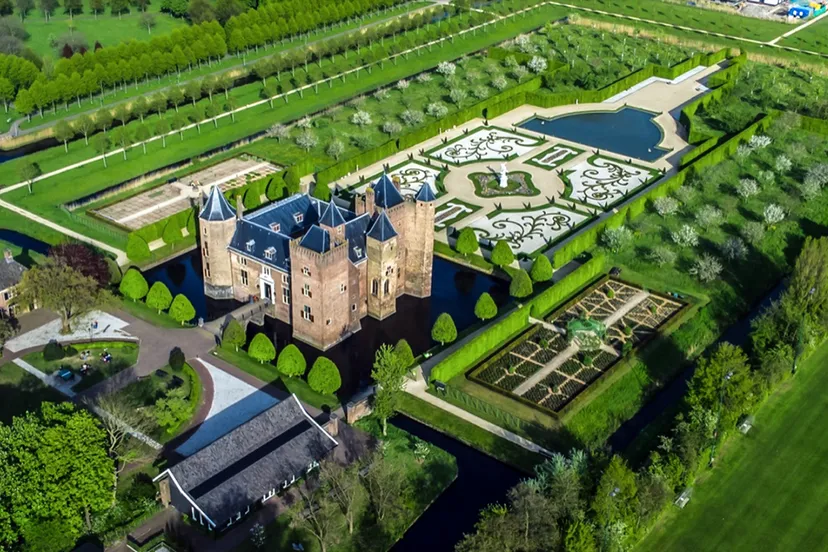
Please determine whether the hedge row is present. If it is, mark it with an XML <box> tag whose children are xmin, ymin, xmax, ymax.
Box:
<box><xmin>487</xmin><ymin>46</ymin><xmax>533</xmax><ymax>64</ymax></box>
<box><xmin>430</xmin><ymin>253</ymin><xmax>606</xmax><ymax>383</ymax></box>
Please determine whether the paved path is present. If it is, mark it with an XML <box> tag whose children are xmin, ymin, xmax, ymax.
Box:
<box><xmin>768</xmin><ymin>10</ymin><xmax>828</xmax><ymax>45</ymax></box>
<box><xmin>404</xmin><ymin>376</ymin><xmax>552</xmax><ymax>456</ymax></box>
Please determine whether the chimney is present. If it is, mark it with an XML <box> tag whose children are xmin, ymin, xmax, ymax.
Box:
<box><xmin>3</xmin><ymin>249</ymin><xmax>12</xmax><ymax>263</ymax></box>
<box><xmin>325</xmin><ymin>413</ymin><xmax>339</xmax><ymax>437</ymax></box>
<box><xmin>365</xmin><ymin>187</ymin><xmax>375</xmax><ymax>215</ymax></box>
<box><xmin>235</xmin><ymin>194</ymin><xmax>244</xmax><ymax>220</ymax></box>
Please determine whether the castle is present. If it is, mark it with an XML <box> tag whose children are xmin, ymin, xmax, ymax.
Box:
<box><xmin>199</xmin><ymin>174</ymin><xmax>436</xmax><ymax>350</ymax></box>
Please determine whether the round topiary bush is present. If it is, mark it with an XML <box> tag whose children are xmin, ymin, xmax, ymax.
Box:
<box><xmin>307</xmin><ymin>357</ymin><xmax>341</xmax><ymax>395</ymax></box>
<box><xmin>43</xmin><ymin>341</ymin><xmax>65</xmax><ymax>361</ymax></box>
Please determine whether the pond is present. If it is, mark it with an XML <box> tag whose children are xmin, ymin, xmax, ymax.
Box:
<box><xmin>0</xmin><ymin>229</ymin><xmax>50</xmax><ymax>255</ymax></box>
<box><xmin>0</xmin><ymin>137</ymin><xmax>60</xmax><ymax>165</ymax></box>
<box><xmin>391</xmin><ymin>415</ymin><xmax>523</xmax><ymax>551</ymax></box>
<box><xmin>519</xmin><ymin>107</ymin><xmax>669</xmax><ymax>162</ymax></box>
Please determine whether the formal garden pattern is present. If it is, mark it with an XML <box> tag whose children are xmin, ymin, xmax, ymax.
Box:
<box><xmin>352</xmin><ymin>161</ymin><xmax>441</xmax><ymax>198</ymax></box>
<box><xmin>471</xmin><ymin>279</ymin><xmax>684</xmax><ymax>412</ymax></box>
<box><xmin>427</xmin><ymin>127</ymin><xmax>542</xmax><ymax>165</ymax></box>
<box><xmin>434</xmin><ymin>200</ymin><xmax>480</xmax><ymax>229</ymax></box>
<box><xmin>468</xmin><ymin>204</ymin><xmax>590</xmax><ymax>255</ymax></box>
<box><xmin>529</xmin><ymin>144</ymin><xmax>584</xmax><ymax>169</ymax></box>
<box><xmin>564</xmin><ymin>156</ymin><xmax>659</xmax><ymax>209</ymax></box>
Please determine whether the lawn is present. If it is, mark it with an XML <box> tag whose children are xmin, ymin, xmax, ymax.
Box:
<box><xmin>0</xmin><ymin>362</ymin><xmax>65</xmax><ymax>423</ymax></box>
<box><xmin>778</xmin><ymin>16</ymin><xmax>828</xmax><ymax>54</ymax></box>
<box><xmin>109</xmin><ymin>362</ymin><xmax>201</xmax><ymax>442</ymax></box>
<box><xmin>236</xmin><ymin>414</ymin><xmax>458</xmax><ymax>552</ymax></box>
<box><xmin>637</xmin><ymin>340</ymin><xmax>828</xmax><ymax>552</ymax></box>
<box><xmin>22</xmin><ymin>340</ymin><xmax>138</xmax><ymax>392</ymax></box>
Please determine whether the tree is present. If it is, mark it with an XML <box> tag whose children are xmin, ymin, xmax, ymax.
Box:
<box><xmin>110</xmin><ymin>0</ymin><xmax>129</xmax><ymax>17</ymax></box>
<box><xmin>530</xmin><ymin>255</ymin><xmax>553</xmax><ymax>282</ymax></box>
<box><xmin>74</xmin><ymin>114</ymin><xmax>95</xmax><ymax>144</ymax></box>
<box><xmin>592</xmin><ymin>456</ymin><xmax>638</xmax><ymax>545</ymax></box>
<box><xmin>119</xmin><ymin>268</ymin><xmax>149</xmax><ymax>302</ymax></box>
<box><xmin>16</xmin><ymin>261</ymin><xmax>109</xmax><ymax>333</ymax></box>
<box><xmin>326</xmin><ymin>138</ymin><xmax>345</xmax><ymax>160</ymax></box>
<box><xmin>394</xmin><ymin>338</ymin><xmax>414</xmax><ymax>368</ymax></box>
<box><xmin>89</xmin><ymin>393</ymin><xmax>155</xmax><ymax>480</ymax></box>
<box><xmin>0</xmin><ymin>79</ymin><xmax>11</xmax><ymax>113</ymax></box>
<box><xmin>53</xmin><ymin>119</ymin><xmax>74</xmax><ymax>152</ymax></box>
<box><xmin>169</xmin><ymin>294</ymin><xmax>195</xmax><ymax>325</ymax></box>
<box><xmin>320</xmin><ymin>459</ymin><xmax>367</xmax><ymax>535</ymax></box>
<box><xmin>92</xmin><ymin>133</ymin><xmax>110</xmax><ymax>167</ymax></box>
<box><xmin>146</xmin><ymin>281</ymin><xmax>173</xmax><ymax>313</ymax></box>
<box><xmin>139</xmin><ymin>11</ymin><xmax>155</xmax><ymax>33</ymax></box>
<box><xmin>48</xmin><ymin>243</ymin><xmax>110</xmax><ymax>287</ymax></box>
<box><xmin>0</xmin><ymin>402</ymin><xmax>114</xmax><ymax>545</ymax></box>
<box><xmin>288</xmin><ymin>477</ymin><xmax>340</xmax><ymax>552</ymax></box>
<box><xmin>188</xmin><ymin>0</ymin><xmax>214</xmax><ymax>23</ymax></box>
<box><xmin>16</xmin><ymin>0</ymin><xmax>34</xmax><ymax>20</ymax></box>
<box><xmin>455</xmin><ymin>227</ymin><xmax>478</xmax><ymax>256</ymax></box>
<box><xmin>19</xmin><ymin>161</ymin><xmax>41</xmax><ymax>194</ymax></box>
<box><xmin>126</xmin><ymin>233</ymin><xmax>151</xmax><ymax>262</ymax></box>
<box><xmin>687</xmin><ymin>342</ymin><xmax>754</xmax><ymax>429</ymax></box>
<box><xmin>308</xmin><ymin>356</ymin><xmax>341</xmax><ymax>395</ymax></box>
<box><xmin>0</xmin><ymin>317</ymin><xmax>17</xmax><ymax>350</ymax></box>
<box><xmin>222</xmin><ymin>319</ymin><xmax>246</xmax><ymax>352</ymax></box>
<box><xmin>363</xmin><ymin>450</ymin><xmax>405</xmax><ymax>522</ymax></box>
<box><xmin>490</xmin><ymin>240</ymin><xmax>515</xmax><ymax>268</ymax></box>
<box><xmin>509</xmin><ymin>269</ymin><xmax>533</xmax><ymax>299</ymax></box>
<box><xmin>371</xmin><ymin>343</ymin><xmax>406</xmax><ymax>436</ymax></box>
<box><xmin>431</xmin><ymin>312</ymin><xmax>457</xmax><ymax>345</ymax></box>
<box><xmin>474</xmin><ymin>292</ymin><xmax>497</xmax><ymax>321</ymax></box>
<box><xmin>564</xmin><ymin>517</ymin><xmax>597</xmax><ymax>552</ymax></box>
<box><xmin>154</xmin><ymin>387</ymin><xmax>189</xmax><ymax>430</ymax></box>
<box><xmin>248</xmin><ymin>333</ymin><xmax>276</xmax><ymax>364</ymax></box>
<box><xmin>277</xmin><ymin>343</ymin><xmax>306</xmax><ymax>377</ymax></box>
<box><xmin>162</xmin><ymin>219</ymin><xmax>182</xmax><ymax>243</ymax></box>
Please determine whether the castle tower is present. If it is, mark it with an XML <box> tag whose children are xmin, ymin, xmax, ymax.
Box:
<box><xmin>289</xmin><ymin>225</ymin><xmax>352</xmax><ymax>350</ymax></box>
<box><xmin>318</xmin><ymin>199</ymin><xmax>346</xmax><ymax>244</ymax></box>
<box><xmin>405</xmin><ymin>183</ymin><xmax>436</xmax><ymax>298</ymax></box>
<box><xmin>366</xmin><ymin>211</ymin><xmax>399</xmax><ymax>320</ymax></box>
<box><xmin>199</xmin><ymin>185</ymin><xmax>236</xmax><ymax>299</ymax></box>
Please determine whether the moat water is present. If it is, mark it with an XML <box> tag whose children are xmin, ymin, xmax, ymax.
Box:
<box><xmin>144</xmin><ymin>250</ymin><xmax>510</xmax><ymax>396</ymax></box>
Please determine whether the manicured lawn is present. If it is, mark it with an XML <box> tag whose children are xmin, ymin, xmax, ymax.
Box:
<box><xmin>778</xmin><ymin>17</ymin><xmax>828</xmax><ymax>54</ymax></box>
<box><xmin>0</xmin><ymin>205</ymin><xmax>68</xmax><ymax>247</ymax></box>
<box><xmin>117</xmin><ymin>297</ymin><xmax>193</xmax><ymax>328</ymax></box>
<box><xmin>637</xmin><ymin>341</ymin><xmax>828</xmax><ymax>552</ymax></box>
<box><xmin>0</xmin><ymin>362</ymin><xmax>65</xmax><ymax>423</ymax></box>
<box><xmin>109</xmin><ymin>362</ymin><xmax>201</xmax><ymax>442</ymax></box>
<box><xmin>212</xmin><ymin>347</ymin><xmax>339</xmax><ymax>411</ymax></box>
<box><xmin>236</xmin><ymin>414</ymin><xmax>458</xmax><ymax>552</ymax></box>
<box><xmin>396</xmin><ymin>392</ymin><xmax>543</xmax><ymax>473</ymax></box>
<box><xmin>22</xmin><ymin>340</ymin><xmax>138</xmax><ymax>391</ymax></box>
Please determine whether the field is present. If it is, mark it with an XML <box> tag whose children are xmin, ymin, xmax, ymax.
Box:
<box><xmin>637</xmin><ymin>340</ymin><xmax>828</xmax><ymax>552</ymax></box>
<box><xmin>778</xmin><ymin>17</ymin><xmax>828</xmax><ymax>54</ymax></box>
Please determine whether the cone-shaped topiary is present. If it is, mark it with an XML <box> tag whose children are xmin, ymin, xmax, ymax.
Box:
<box><xmin>474</xmin><ymin>292</ymin><xmax>497</xmax><ymax>321</ymax></box>
<box><xmin>169</xmin><ymin>294</ymin><xmax>196</xmax><ymax>325</ymax></box>
<box><xmin>431</xmin><ymin>313</ymin><xmax>457</xmax><ymax>345</ymax></box>
<box><xmin>509</xmin><ymin>269</ymin><xmax>533</xmax><ymax>298</ymax></box>
<box><xmin>119</xmin><ymin>268</ymin><xmax>148</xmax><ymax>302</ymax></box>
<box><xmin>277</xmin><ymin>344</ymin><xmax>307</xmax><ymax>377</ymax></box>
<box><xmin>490</xmin><ymin>240</ymin><xmax>515</xmax><ymax>268</ymax></box>
<box><xmin>308</xmin><ymin>357</ymin><xmax>341</xmax><ymax>394</ymax></box>
<box><xmin>248</xmin><ymin>333</ymin><xmax>276</xmax><ymax>364</ymax></box>
<box><xmin>530</xmin><ymin>254</ymin><xmax>553</xmax><ymax>282</ymax></box>
<box><xmin>146</xmin><ymin>281</ymin><xmax>173</xmax><ymax>313</ymax></box>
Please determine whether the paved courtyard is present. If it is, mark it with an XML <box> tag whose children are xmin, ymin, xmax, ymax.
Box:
<box><xmin>4</xmin><ymin>311</ymin><xmax>132</xmax><ymax>353</ymax></box>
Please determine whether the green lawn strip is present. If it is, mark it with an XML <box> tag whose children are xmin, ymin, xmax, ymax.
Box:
<box><xmin>22</xmin><ymin>340</ymin><xmax>137</xmax><ymax>386</ymax></box>
<box><xmin>778</xmin><ymin>16</ymin><xmax>828</xmax><ymax>54</ymax></box>
<box><xmin>14</xmin><ymin>1</ymin><xmax>433</xmax><ymax>132</ymax></box>
<box><xmin>235</xmin><ymin>414</ymin><xmax>458</xmax><ymax>552</ymax></box>
<box><xmin>637</xmin><ymin>341</ymin><xmax>828</xmax><ymax>552</ymax></box>
<box><xmin>0</xmin><ymin>205</ymin><xmax>68</xmax><ymax>246</ymax></box>
<box><xmin>0</xmin><ymin>361</ymin><xmax>65</xmax><ymax>423</ymax></box>
<box><xmin>396</xmin><ymin>392</ymin><xmax>543</xmax><ymax>473</ymax></box>
<box><xmin>116</xmin><ymin>296</ymin><xmax>193</xmax><ymax>329</ymax></box>
<box><xmin>212</xmin><ymin>347</ymin><xmax>340</xmax><ymax>411</ymax></box>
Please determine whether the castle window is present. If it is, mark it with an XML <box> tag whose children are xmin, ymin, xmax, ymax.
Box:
<box><xmin>262</xmin><ymin>266</ymin><xmax>271</xmax><ymax>277</ymax></box>
<box><xmin>240</xmin><ymin>270</ymin><xmax>249</xmax><ymax>286</ymax></box>
<box><xmin>383</xmin><ymin>280</ymin><xmax>390</xmax><ymax>296</ymax></box>
<box><xmin>264</xmin><ymin>246</ymin><xmax>276</xmax><ymax>260</ymax></box>
<box><xmin>326</xmin><ymin>319</ymin><xmax>331</xmax><ymax>326</ymax></box>
<box><xmin>352</xmin><ymin>304</ymin><xmax>356</xmax><ymax>312</ymax></box>
<box><xmin>302</xmin><ymin>305</ymin><xmax>314</xmax><ymax>322</ymax></box>
<box><xmin>246</xmin><ymin>239</ymin><xmax>255</xmax><ymax>252</ymax></box>
<box><xmin>270</xmin><ymin>223</ymin><xmax>281</xmax><ymax>232</ymax></box>
<box><xmin>282</xmin><ymin>274</ymin><xmax>290</xmax><ymax>285</ymax></box>
<box><xmin>238</xmin><ymin>255</ymin><xmax>247</xmax><ymax>266</ymax></box>
<box><xmin>340</xmin><ymin>284</ymin><xmax>346</xmax><ymax>293</ymax></box>
<box><xmin>302</xmin><ymin>266</ymin><xmax>311</xmax><ymax>277</ymax></box>
<box><xmin>302</xmin><ymin>283</ymin><xmax>312</xmax><ymax>298</ymax></box>
<box><xmin>398</xmin><ymin>267</ymin><xmax>401</xmax><ymax>278</ymax></box>
<box><xmin>294</xmin><ymin>213</ymin><xmax>304</xmax><ymax>223</ymax></box>
<box><xmin>371</xmin><ymin>279</ymin><xmax>379</xmax><ymax>296</ymax></box>
<box><xmin>282</xmin><ymin>287</ymin><xmax>290</xmax><ymax>304</ymax></box>
<box><xmin>205</xmin><ymin>263</ymin><xmax>211</xmax><ymax>278</ymax></box>
<box><xmin>203</xmin><ymin>227</ymin><xmax>207</xmax><ymax>235</ymax></box>
<box><xmin>386</xmin><ymin>265</ymin><xmax>394</xmax><ymax>277</ymax></box>
<box><xmin>353</xmin><ymin>246</ymin><xmax>363</xmax><ymax>259</ymax></box>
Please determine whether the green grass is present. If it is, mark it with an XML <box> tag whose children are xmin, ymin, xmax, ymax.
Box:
<box><xmin>0</xmin><ymin>362</ymin><xmax>65</xmax><ymax>423</ymax></box>
<box><xmin>396</xmin><ymin>392</ymin><xmax>543</xmax><ymax>473</ymax></box>
<box><xmin>236</xmin><ymin>414</ymin><xmax>457</xmax><ymax>552</ymax></box>
<box><xmin>637</xmin><ymin>340</ymin><xmax>828</xmax><ymax>552</ymax></box>
<box><xmin>117</xmin><ymin>296</ymin><xmax>194</xmax><ymax>328</ymax></box>
<box><xmin>0</xmin><ymin>205</ymin><xmax>68</xmax><ymax>246</ymax></box>
<box><xmin>778</xmin><ymin>16</ymin><xmax>828</xmax><ymax>54</ymax></box>
<box><xmin>212</xmin><ymin>347</ymin><xmax>340</xmax><ymax>411</ymax></box>
<box><xmin>22</xmin><ymin>341</ymin><xmax>138</xmax><ymax>391</ymax></box>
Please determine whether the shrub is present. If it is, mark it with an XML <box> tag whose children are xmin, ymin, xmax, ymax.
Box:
<box><xmin>222</xmin><ymin>319</ymin><xmax>246</xmax><ymax>352</ymax></box>
<box><xmin>490</xmin><ymin>240</ymin><xmax>515</xmax><ymax>267</ymax></box>
<box><xmin>43</xmin><ymin>341</ymin><xmax>65</xmax><ymax>361</ymax></box>
<box><xmin>671</xmin><ymin>225</ymin><xmax>699</xmax><ymax>248</ymax></box>
<box><xmin>394</xmin><ymin>339</ymin><xmax>415</xmax><ymax>368</ymax></box>
<box><xmin>169</xmin><ymin>347</ymin><xmax>185</xmax><ymax>371</ymax></box>
<box><xmin>248</xmin><ymin>333</ymin><xmax>276</xmax><ymax>364</ymax></box>
<box><xmin>432</xmin><ymin>313</ymin><xmax>458</xmax><ymax>345</ymax></box>
<box><xmin>741</xmin><ymin>221</ymin><xmax>766</xmax><ymax>245</ymax></box>
<box><xmin>169</xmin><ymin>294</ymin><xmax>195</xmax><ymax>325</ymax></box>
<box><xmin>690</xmin><ymin>254</ymin><xmax>723</xmax><ymax>283</ymax></box>
<box><xmin>126</xmin><ymin>234</ymin><xmax>151</xmax><ymax>262</ymax></box>
<box><xmin>601</xmin><ymin>226</ymin><xmax>633</xmax><ymax>253</ymax></box>
<box><xmin>509</xmin><ymin>269</ymin><xmax>533</xmax><ymax>298</ymax></box>
<box><xmin>162</xmin><ymin>220</ymin><xmax>182</xmax><ymax>244</ymax></box>
<box><xmin>454</xmin><ymin>227</ymin><xmax>479</xmax><ymax>256</ymax></box>
<box><xmin>474</xmin><ymin>292</ymin><xmax>498</xmax><ymax>321</ymax></box>
<box><xmin>277</xmin><ymin>344</ymin><xmax>306</xmax><ymax>377</ymax></box>
<box><xmin>736</xmin><ymin>178</ymin><xmax>759</xmax><ymax>199</ymax></box>
<box><xmin>763</xmin><ymin>204</ymin><xmax>785</xmax><ymax>226</ymax></box>
<box><xmin>119</xmin><ymin>268</ymin><xmax>148</xmax><ymax>302</ymax></box>
<box><xmin>308</xmin><ymin>357</ymin><xmax>341</xmax><ymax>395</ymax></box>
<box><xmin>648</xmin><ymin>245</ymin><xmax>677</xmax><ymax>267</ymax></box>
<box><xmin>146</xmin><ymin>281</ymin><xmax>173</xmax><ymax>313</ymax></box>
<box><xmin>530</xmin><ymin>255</ymin><xmax>553</xmax><ymax>282</ymax></box>
<box><xmin>653</xmin><ymin>196</ymin><xmax>679</xmax><ymax>217</ymax></box>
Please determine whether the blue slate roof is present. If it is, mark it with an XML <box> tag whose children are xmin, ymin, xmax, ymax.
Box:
<box><xmin>344</xmin><ymin>214</ymin><xmax>370</xmax><ymax>264</ymax></box>
<box><xmin>299</xmin><ymin>225</ymin><xmax>331</xmax><ymax>254</ymax></box>
<box><xmin>319</xmin><ymin>199</ymin><xmax>347</xmax><ymax>227</ymax></box>
<box><xmin>228</xmin><ymin>220</ymin><xmax>291</xmax><ymax>272</ymax></box>
<box><xmin>367</xmin><ymin>211</ymin><xmax>397</xmax><ymax>242</ymax></box>
<box><xmin>373</xmin><ymin>174</ymin><xmax>405</xmax><ymax>209</ymax></box>
<box><xmin>415</xmin><ymin>182</ymin><xmax>437</xmax><ymax>203</ymax></box>
<box><xmin>200</xmin><ymin>185</ymin><xmax>235</xmax><ymax>221</ymax></box>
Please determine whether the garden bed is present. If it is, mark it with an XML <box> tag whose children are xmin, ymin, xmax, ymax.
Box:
<box><xmin>22</xmin><ymin>340</ymin><xmax>139</xmax><ymax>393</ymax></box>
<box><xmin>470</xmin><ymin>171</ymin><xmax>539</xmax><ymax>197</ymax></box>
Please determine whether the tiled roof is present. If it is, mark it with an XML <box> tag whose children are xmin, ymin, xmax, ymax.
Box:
<box><xmin>200</xmin><ymin>185</ymin><xmax>235</xmax><ymax>221</ymax></box>
<box><xmin>373</xmin><ymin>174</ymin><xmax>405</xmax><ymax>209</ymax></box>
<box><xmin>0</xmin><ymin>255</ymin><xmax>25</xmax><ymax>290</ymax></box>
<box><xmin>367</xmin><ymin>211</ymin><xmax>397</xmax><ymax>242</ymax></box>
<box><xmin>299</xmin><ymin>225</ymin><xmax>331</xmax><ymax>254</ymax></box>
<box><xmin>319</xmin><ymin>199</ymin><xmax>347</xmax><ymax>227</ymax></box>
<box><xmin>167</xmin><ymin>396</ymin><xmax>337</xmax><ymax>524</ymax></box>
<box><xmin>415</xmin><ymin>182</ymin><xmax>437</xmax><ymax>203</ymax></box>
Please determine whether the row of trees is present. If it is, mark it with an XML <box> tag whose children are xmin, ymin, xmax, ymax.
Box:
<box><xmin>457</xmin><ymin>236</ymin><xmax>828</xmax><ymax>551</ymax></box>
<box><xmin>119</xmin><ymin>268</ymin><xmax>196</xmax><ymax>325</ymax></box>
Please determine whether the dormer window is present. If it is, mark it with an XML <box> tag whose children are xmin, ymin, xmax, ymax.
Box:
<box><xmin>294</xmin><ymin>213</ymin><xmax>303</xmax><ymax>223</ymax></box>
<box><xmin>270</xmin><ymin>223</ymin><xmax>281</xmax><ymax>232</ymax></box>
<box><xmin>353</xmin><ymin>246</ymin><xmax>363</xmax><ymax>258</ymax></box>
<box><xmin>245</xmin><ymin>239</ymin><xmax>255</xmax><ymax>252</ymax></box>
<box><xmin>264</xmin><ymin>246</ymin><xmax>276</xmax><ymax>260</ymax></box>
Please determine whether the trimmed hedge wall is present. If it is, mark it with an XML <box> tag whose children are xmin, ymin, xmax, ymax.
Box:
<box><xmin>430</xmin><ymin>253</ymin><xmax>606</xmax><ymax>383</ymax></box>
